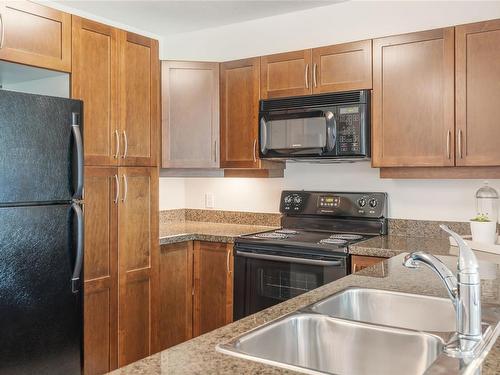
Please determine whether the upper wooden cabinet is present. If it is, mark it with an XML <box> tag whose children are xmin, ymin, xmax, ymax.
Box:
<box><xmin>0</xmin><ymin>1</ymin><xmax>71</xmax><ymax>71</ymax></box>
<box><xmin>72</xmin><ymin>17</ymin><xmax>119</xmax><ymax>166</ymax></box>
<box><xmin>220</xmin><ymin>58</ymin><xmax>261</xmax><ymax>168</ymax></box>
<box><xmin>161</xmin><ymin>61</ymin><xmax>219</xmax><ymax>168</ymax></box>
<box><xmin>311</xmin><ymin>40</ymin><xmax>372</xmax><ymax>93</ymax></box>
<box><xmin>372</xmin><ymin>28</ymin><xmax>455</xmax><ymax>168</ymax></box>
<box><xmin>456</xmin><ymin>19</ymin><xmax>500</xmax><ymax>167</ymax></box>
<box><xmin>119</xmin><ymin>32</ymin><xmax>160</xmax><ymax>167</ymax></box>
<box><xmin>260</xmin><ymin>50</ymin><xmax>312</xmax><ymax>99</ymax></box>
<box><xmin>193</xmin><ymin>241</ymin><xmax>233</xmax><ymax>336</ymax></box>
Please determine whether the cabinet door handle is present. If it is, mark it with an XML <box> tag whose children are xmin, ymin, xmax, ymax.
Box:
<box><xmin>446</xmin><ymin>130</ymin><xmax>451</xmax><ymax>159</ymax></box>
<box><xmin>458</xmin><ymin>129</ymin><xmax>463</xmax><ymax>159</ymax></box>
<box><xmin>313</xmin><ymin>63</ymin><xmax>318</xmax><ymax>88</ymax></box>
<box><xmin>122</xmin><ymin>130</ymin><xmax>128</xmax><ymax>159</ymax></box>
<box><xmin>0</xmin><ymin>13</ymin><xmax>4</xmax><ymax>49</ymax></box>
<box><xmin>226</xmin><ymin>248</ymin><xmax>231</xmax><ymax>273</ymax></box>
<box><xmin>304</xmin><ymin>64</ymin><xmax>309</xmax><ymax>89</ymax></box>
<box><xmin>114</xmin><ymin>129</ymin><xmax>120</xmax><ymax>159</ymax></box>
<box><xmin>113</xmin><ymin>174</ymin><xmax>120</xmax><ymax>204</ymax></box>
<box><xmin>122</xmin><ymin>174</ymin><xmax>128</xmax><ymax>203</ymax></box>
<box><xmin>253</xmin><ymin>138</ymin><xmax>257</xmax><ymax>162</ymax></box>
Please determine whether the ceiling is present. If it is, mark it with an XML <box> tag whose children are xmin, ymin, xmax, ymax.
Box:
<box><xmin>55</xmin><ymin>0</ymin><xmax>337</xmax><ymax>36</ymax></box>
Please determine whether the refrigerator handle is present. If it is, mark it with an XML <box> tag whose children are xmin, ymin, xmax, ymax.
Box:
<box><xmin>70</xmin><ymin>202</ymin><xmax>84</xmax><ymax>294</ymax></box>
<box><xmin>71</xmin><ymin>112</ymin><xmax>83</xmax><ymax>199</ymax></box>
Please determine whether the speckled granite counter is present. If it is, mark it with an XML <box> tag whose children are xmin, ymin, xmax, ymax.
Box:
<box><xmin>349</xmin><ymin>235</ymin><xmax>453</xmax><ymax>258</ymax></box>
<box><xmin>159</xmin><ymin>220</ymin><xmax>278</xmax><ymax>245</ymax></box>
<box><xmin>111</xmin><ymin>249</ymin><xmax>500</xmax><ymax>375</ymax></box>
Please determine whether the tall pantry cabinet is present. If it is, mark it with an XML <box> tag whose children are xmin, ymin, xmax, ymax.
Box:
<box><xmin>71</xmin><ymin>16</ymin><xmax>160</xmax><ymax>374</ymax></box>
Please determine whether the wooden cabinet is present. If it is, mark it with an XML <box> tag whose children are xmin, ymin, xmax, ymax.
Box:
<box><xmin>161</xmin><ymin>61</ymin><xmax>219</xmax><ymax>168</ymax></box>
<box><xmin>372</xmin><ymin>28</ymin><xmax>455</xmax><ymax>168</ymax></box>
<box><xmin>351</xmin><ymin>255</ymin><xmax>386</xmax><ymax>273</ymax></box>
<box><xmin>119</xmin><ymin>32</ymin><xmax>160</xmax><ymax>167</ymax></box>
<box><xmin>456</xmin><ymin>19</ymin><xmax>500</xmax><ymax>167</ymax></box>
<box><xmin>72</xmin><ymin>17</ymin><xmax>119</xmax><ymax>166</ymax></box>
<box><xmin>193</xmin><ymin>241</ymin><xmax>233</xmax><ymax>336</ymax></box>
<box><xmin>0</xmin><ymin>1</ymin><xmax>71</xmax><ymax>71</ymax></box>
<box><xmin>158</xmin><ymin>241</ymin><xmax>233</xmax><ymax>351</ymax></box>
<box><xmin>117</xmin><ymin>167</ymin><xmax>159</xmax><ymax>366</ymax></box>
<box><xmin>220</xmin><ymin>58</ymin><xmax>260</xmax><ymax>169</ymax></box>
<box><xmin>260</xmin><ymin>50</ymin><xmax>312</xmax><ymax>99</ymax></box>
<box><xmin>311</xmin><ymin>40</ymin><xmax>372</xmax><ymax>93</ymax></box>
<box><xmin>83</xmin><ymin>167</ymin><xmax>118</xmax><ymax>375</ymax></box>
<box><xmin>159</xmin><ymin>242</ymin><xmax>193</xmax><ymax>350</ymax></box>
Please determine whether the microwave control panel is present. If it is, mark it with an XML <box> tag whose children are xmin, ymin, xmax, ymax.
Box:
<box><xmin>337</xmin><ymin>106</ymin><xmax>363</xmax><ymax>155</ymax></box>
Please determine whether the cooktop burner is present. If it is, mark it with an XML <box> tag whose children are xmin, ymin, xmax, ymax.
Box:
<box><xmin>253</xmin><ymin>232</ymin><xmax>291</xmax><ymax>239</ymax></box>
<box><xmin>275</xmin><ymin>229</ymin><xmax>298</xmax><ymax>234</ymax></box>
<box><xmin>318</xmin><ymin>238</ymin><xmax>348</xmax><ymax>245</ymax></box>
<box><xmin>329</xmin><ymin>234</ymin><xmax>364</xmax><ymax>240</ymax></box>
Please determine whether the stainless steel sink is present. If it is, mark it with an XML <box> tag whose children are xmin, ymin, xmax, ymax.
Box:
<box><xmin>308</xmin><ymin>287</ymin><xmax>456</xmax><ymax>332</ymax></box>
<box><xmin>217</xmin><ymin>312</ymin><xmax>444</xmax><ymax>375</ymax></box>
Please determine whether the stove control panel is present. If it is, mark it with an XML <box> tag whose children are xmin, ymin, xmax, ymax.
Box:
<box><xmin>280</xmin><ymin>191</ymin><xmax>387</xmax><ymax>218</ymax></box>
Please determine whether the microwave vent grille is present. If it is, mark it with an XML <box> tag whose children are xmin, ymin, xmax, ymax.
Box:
<box><xmin>261</xmin><ymin>90</ymin><xmax>367</xmax><ymax>111</ymax></box>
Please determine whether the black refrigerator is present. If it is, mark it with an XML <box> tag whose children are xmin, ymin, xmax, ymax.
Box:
<box><xmin>0</xmin><ymin>90</ymin><xmax>83</xmax><ymax>374</ymax></box>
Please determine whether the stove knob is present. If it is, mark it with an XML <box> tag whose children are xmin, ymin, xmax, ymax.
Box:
<box><xmin>284</xmin><ymin>195</ymin><xmax>293</xmax><ymax>204</ymax></box>
<box><xmin>293</xmin><ymin>196</ymin><xmax>302</xmax><ymax>204</ymax></box>
<box><xmin>358</xmin><ymin>198</ymin><xmax>366</xmax><ymax>207</ymax></box>
<box><xmin>369</xmin><ymin>198</ymin><xmax>378</xmax><ymax>208</ymax></box>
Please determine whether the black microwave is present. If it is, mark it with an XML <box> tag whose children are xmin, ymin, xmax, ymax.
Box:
<box><xmin>259</xmin><ymin>90</ymin><xmax>370</xmax><ymax>161</ymax></box>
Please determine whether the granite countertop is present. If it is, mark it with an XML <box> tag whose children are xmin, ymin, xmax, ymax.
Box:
<box><xmin>159</xmin><ymin>220</ymin><xmax>278</xmax><ymax>245</ymax></box>
<box><xmin>111</xmin><ymin>237</ymin><xmax>500</xmax><ymax>375</ymax></box>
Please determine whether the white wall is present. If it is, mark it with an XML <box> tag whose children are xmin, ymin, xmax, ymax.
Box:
<box><xmin>156</xmin><ymin>0</ymin><xmax>500</xmax><ymax>221</ymax></box>
<box><xmin>161</xmin><ymin>1</ymin><xmax>500</xmax><ymax>61</ymax></box>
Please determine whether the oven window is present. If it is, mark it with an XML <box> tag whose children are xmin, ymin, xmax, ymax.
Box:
<box><xmin>258</xmin><ymin>268</ymin><xmax>319</xmax><ymax>301</ymax></box>
<box><xmin>266</xmin><ymin>117</ymin><xmax>327</xmax><ymax>150</ymax></box>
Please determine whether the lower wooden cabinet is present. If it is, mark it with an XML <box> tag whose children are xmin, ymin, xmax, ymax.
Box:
<box><xmin>193</xmin><ymin>241</ymin><xmax>233</xmax><ymax>336</ymax></box>
<box><xmin>159</xmin><ymin>241</ymin><xmax>233</xmax><ymax>351</ymax></box>
<box><xmin>83</xmin><ymin>166</ymin><xmax>159</xmax><ymax>374</ymax></box>
<box><xmin>351</xmin><ymin>255</ymin><xmax>386</xmax><ymax>273</ymax></box>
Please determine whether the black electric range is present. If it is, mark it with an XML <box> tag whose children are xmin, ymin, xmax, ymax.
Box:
<box><xmin>233</xmin><ymin>190</ymin><xmax>388</xmax><ymax>320</ymax></box>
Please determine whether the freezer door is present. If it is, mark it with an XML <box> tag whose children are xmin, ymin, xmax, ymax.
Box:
<box><xmin>0</xmin><ymin>204</ymin><xmax>82</xmax><ymax>375</ymax></box>
<box><xmin>0</xmin><ymin>90</ymin><xmax>83</xmax><ymax>204</ymax></box>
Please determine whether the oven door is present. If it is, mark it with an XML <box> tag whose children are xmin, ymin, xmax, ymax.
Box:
<box><xmin>259</xmin><ymin>110</ymin><xmax>337</xmax><ymax>158</ymax></box>
<box><xmin>233</xmin><ymin>247</ymin><xmax>348</xmax><ymax>321</ymax></box>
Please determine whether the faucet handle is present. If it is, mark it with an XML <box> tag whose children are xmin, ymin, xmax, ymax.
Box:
<box><xmin>440</xmin><ymin>224</ymin><xmax>479</xmax><ymax>275</ymax></box>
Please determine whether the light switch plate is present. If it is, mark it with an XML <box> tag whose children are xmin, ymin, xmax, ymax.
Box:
<box><xmin>205</xmin><ymin>193</ymin><xmax>215</xmax><ymax>208</ymax></box>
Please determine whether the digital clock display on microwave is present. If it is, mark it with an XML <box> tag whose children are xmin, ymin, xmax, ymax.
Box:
<box><xmin>318</xmin><ymin>196</ymin><xmax>340</xmax><ymax>208</ymax></box>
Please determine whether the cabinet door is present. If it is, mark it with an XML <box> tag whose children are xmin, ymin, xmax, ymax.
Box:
<box><xmin>0</xmin><ymin>1</ymin><xmax>71</xmax><ymax>71</ymax></box>
<box><xmin>312</xmin><ymin>40</ymin><xmax>372</xmax><ymax>94</ymax></box>
<box><xmin>456</xmin><ymin>20</ymin><xmax>500</xmax><ymax>166</ymax></box>
<box><xmin>161</xmin><ymin>61</ymin><xmax>219</xmax><ymax>168</ymax></box>
<box><xmin>260</xmin><ymin>50</ymin><xmax>312</xmax><ymax>99</ymax></box>
<box><xmin>159</xmin><ymin>242</ymin><xmax>193</xmax><ymax>350</ymax></box>
<box><xmin>83</xmin><ymin>167</ymin><xmax>118</xmax><ymax>375</ymax></box>
<box><xmin>119</xmin><ymin>32</ymin><xmax>160</xmax><ymax>167</ymax></box>
<box><xmin>220</xmin><ymin>58</ymin><xmax>261</xmax><ymax>168</ymax></box>
<box><xmin>118</xmin><ymin>167</ymin><xmax>159</xmax><ymax>366</ymax></box>
<box><xmin>193</xmin><ymin>241</ymin><xmax>233</xmax><ymax>336</ymax></box>
<box><xmin>372</xmin><ymin>28</ymin><xmax>455</xmax><ymax>167</ymax></box>
<box><xmin>351</xmin><ymin>255</ymin><xmax>385</xmax><ymax>273</ymax></box>
<box><xmin>72</xmin><ymin>17</ymin><xmax>119</xmax><ymax>166</ymax></box>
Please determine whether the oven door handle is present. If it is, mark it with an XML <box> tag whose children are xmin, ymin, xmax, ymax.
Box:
<box><xmin>235</xmin><ymin>250</ymin><xmax>343</xmax><ymax>267</ymax></box>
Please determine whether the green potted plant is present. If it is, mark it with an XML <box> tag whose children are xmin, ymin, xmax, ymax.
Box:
<box><xmin>470</xmin><ymin>214</ymin><xmax>497</xmax><ymax>244</ymax></box>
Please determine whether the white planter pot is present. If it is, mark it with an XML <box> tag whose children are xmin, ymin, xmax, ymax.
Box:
<box><xmin>470</xmin><ymin>220</ymin><xmax>498</xmax><ymax>245</ymax></box>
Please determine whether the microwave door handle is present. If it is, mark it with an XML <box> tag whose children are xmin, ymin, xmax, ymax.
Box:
<box><xmin>260</xmin><ymin>117</ymin><xmax>268</xmax><ymax>155</ymax></box>
<box><xmin>324</xmin><ymin>111</ymin><xmax>336</xmax><ymax>152</ymax></box>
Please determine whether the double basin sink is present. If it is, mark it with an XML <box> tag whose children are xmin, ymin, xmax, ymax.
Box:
<box><xmin>217</xmin><ymin>288</ymin><xmax>499</xmax><ymax>375</ymax></box>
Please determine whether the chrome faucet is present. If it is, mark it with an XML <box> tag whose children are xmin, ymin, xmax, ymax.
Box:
<box><xmin>403</xmin><ymin>225</ymin><xmax>482</xmax><ymax>357</ymax></box>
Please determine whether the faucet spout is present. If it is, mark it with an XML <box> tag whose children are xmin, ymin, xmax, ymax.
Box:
<box><xmin>403</xmin><ymin>251</ymin><xmax>458</xmax><ymax>300</ymax></box>
<box><xmin>403</xmin><ymin>225</ymin><xmax>483</xmax><ymax>357</ymax></box>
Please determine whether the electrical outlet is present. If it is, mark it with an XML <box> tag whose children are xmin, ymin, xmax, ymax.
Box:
<box><xmin>205</xmin><ymin>193</ymin><xmax>215</xmax><ymax>209</ymax></box>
